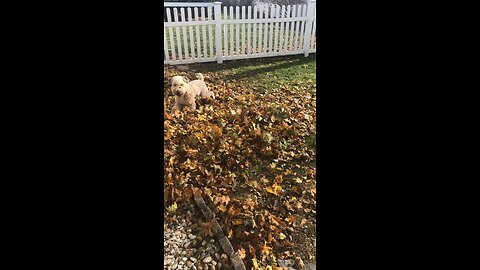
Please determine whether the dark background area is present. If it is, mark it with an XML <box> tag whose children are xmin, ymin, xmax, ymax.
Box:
<box><xmin>1</xmin><ymin>0</ymin><xmax>468</xmax><ymax>269</ymax></box>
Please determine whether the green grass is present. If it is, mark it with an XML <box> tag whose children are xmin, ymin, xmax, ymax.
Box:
<box><xmin>188</xmin><ymin>54</ymin><xmax>316</xmax><ymax>93</ymax></box>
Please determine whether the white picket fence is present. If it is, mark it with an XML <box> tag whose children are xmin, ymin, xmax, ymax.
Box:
<box><xmin>164</xmin><ymin>1</ymin><xmax>316</xmax><ymax>65</ymax></box>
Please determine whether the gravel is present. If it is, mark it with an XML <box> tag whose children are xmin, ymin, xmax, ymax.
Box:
<box><xmin>164</xmin><ymin>204</ymin><xmax>229</xmax><ymax>270</ymax></box>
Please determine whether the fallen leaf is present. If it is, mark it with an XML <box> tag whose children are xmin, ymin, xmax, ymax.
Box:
<box><xmin>266</xmin><ymin>184</ymin><xmax>282</xmax><ymax>196</ymax></box>
<box><xmin>166</xmin><ymin>202</ymin><xmax>177</xmax><ymax>214</ymax></box>
<box><xmin>238</xmin><ymin>247</ymin><xmax>246</xmax><ymax>259</ymax></box>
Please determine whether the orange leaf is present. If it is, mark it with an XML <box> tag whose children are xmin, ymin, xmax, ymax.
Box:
<box><xmin>232</xmin><ymin>219</ymin><xmax>243</xmax><ymax>225</ymax></box>
<box><xmin>261</xmin><ymin>244</ymin><xmax>272</xmax><ymax>256</ymax></box>
<box><xmin>218</xmin><ymin>203</ymin><xmax>227</xmax><ymax>212</ymax></box>
<box><xmin>238</xmin><ymin>247</ymin><xmax>246</xmax><ymax>259</ymax></box>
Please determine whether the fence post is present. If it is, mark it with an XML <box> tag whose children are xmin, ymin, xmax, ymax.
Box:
<box><xmin>303</xmin><ymin>0</ymin><xmax>315</xmax><ymax>57</ymax></box>
<box><xmin>214</xmin><ymin>2</ymin><xmax>223</xmax><ymax>63</ymax></box>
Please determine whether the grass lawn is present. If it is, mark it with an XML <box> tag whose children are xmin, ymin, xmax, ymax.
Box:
<box><xmin>188</xmin><ymin>54</ymin><xmax>316</xmax><ymax>93</ymax></box>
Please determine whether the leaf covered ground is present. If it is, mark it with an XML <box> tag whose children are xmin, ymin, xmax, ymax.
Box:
<box><xmin>164</xmin><ymin>55</ymin><xmax>316</xmax><ymax>270</ymax></box>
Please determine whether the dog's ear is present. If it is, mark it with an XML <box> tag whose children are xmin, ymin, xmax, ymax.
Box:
<box><xmin>183</xmin><ymin>76</ymin><xmax>190</xmax><ymax>83</ymax></box>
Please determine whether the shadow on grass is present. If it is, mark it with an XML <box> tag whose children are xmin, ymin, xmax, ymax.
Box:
<box><xmin>188</xmin><ymin>54</ymin><xmax>316</xmax><ymax>81</ymax></box>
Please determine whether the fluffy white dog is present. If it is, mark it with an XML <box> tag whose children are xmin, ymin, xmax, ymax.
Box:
<box><xmin>168</xmin><ymin>73</ymin><xmax>215</xmax><ymax>113</ymax></box>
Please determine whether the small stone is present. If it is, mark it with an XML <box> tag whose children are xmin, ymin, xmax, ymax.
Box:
<box><xmin>182</xmin><ymin>257</ymin><xmax>188</xmax><ymax>262</ymax></box>
<box><xmin>215</xmin><ymin>253</ymin><xmax>220</xmax><ymax>260</ymax></box>
<box><xmin>202</xmin><ymin>240</ymin><xmax>207</xmax><ymax>246</ymax></box>
<box><xmin>203</xmin><ymin>256</ymin><xmax>213</xmax><ymax>263</ymax></box>
<box><xmin>210</xmin><ymin>265</ymin><xmax>216</xmax><ymax>270</ymax></box>
<box><xmin>277</xmin><ymin>259</ymin><xmax>294</xmax><ymax>267</ymax></box>
<box><xmin>294</xmin><ymin>257</ymin><xmax>305</xmax><ymax>269</ymax></box>
<box><xmin>189</xmin><ymin>234</ymin><xmax>196</xmax><ymax>240</ymax></box>
<box><xmin>209</xmin><ymin>239</ymin><xmax>215</xmax><ymax>244</ymax></box>
<box><xmin>190</xmin><ymin>257</ymin><xmax>197</xmax><ymax>263</ymax></box>
<box><xmin>211</xmin><ymin>261</ymin><xmax>217</xmax><ymax>266</ymax></box>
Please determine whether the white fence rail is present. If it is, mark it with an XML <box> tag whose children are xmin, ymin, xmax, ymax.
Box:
<box><xmin>164</xmin><ymin>1</ymin><xmax>316</xmax><ymax>65</ymax></box>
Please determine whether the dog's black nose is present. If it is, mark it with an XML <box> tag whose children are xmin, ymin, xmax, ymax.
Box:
<box><xmin>175</xmin><ymin>92</ymin><xmax>182</xmax><ymax>96</ymax></box>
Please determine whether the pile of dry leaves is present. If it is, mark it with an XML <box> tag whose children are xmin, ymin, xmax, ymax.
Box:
<box><xmin>164</xmin><ymin>65</ymin><xmax>316</xmax><ymax>269</ymax></box>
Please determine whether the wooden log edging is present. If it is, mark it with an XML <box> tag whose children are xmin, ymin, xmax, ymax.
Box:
<box><xmin>192</xmin><ymin>188</ymin><xmax>246</xmax><ymax>270</ymax></box>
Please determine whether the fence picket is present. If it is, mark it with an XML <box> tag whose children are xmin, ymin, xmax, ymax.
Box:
<box><xmin>194</xmin><ymin>8</ymin><xmax>202</xmax><ymax>59</ymax></box>
<box><xmin>180</xmin><ymin>8</ymin><xmax>189</xmax><ymax>59</ymax></box>
<box><xmin>208</xmin><ymin>7</ymin><xmax>214</xmax><ymax>57</ymax></box>
<box><xmin>223</xmin><ymin>6</ymin><xmax>228</xmax><ymax>57</ymax></box>
<box><xmin>173</xmin><ymin>8</ymin><xmax>183</xmax><ymax>60</ymax></box>
<box><xmin>252</xmin><ymin>5</ymin><xmax>257</xmax><ymax>55</ymax></box>
<box><xmin>263</xmin><ymin>5</ymin><xmax>269</xmax><ymax>54</ymax></box>
<box><xmin>289</xmin><ymin>6</ymin><xmax>297</xmax><ymax>51</ymax></box>
<box><xmin>236</xmin><ymin>6</ymin><xmax>240</xmax><ymax>56</ymax></box>
<box><xmin>274</xmin><ymin>5</ymin><xmax>280</xmax><ymax>53</ymax></box>
<box><xmin>230</xmin><ymin>6</ymin><xmax>234</xmax><ymax>56</ymax></box>
<box><xmin>278</xmin><ymin>5</ymin><xmax>285</xmax><ymax>52</ymax></box>
<box><xmin>283</xmin><ymin>5</ymin><xmax>291</xmax><ymax>52</ymax></box>
<box><xmin>241</xmin><ymin>6</ymin><xmax>246</xmax><ymax>55</ymax></box>
<box><xmin>187</xmin><ymin>8</ymin><xmax>195</xmax><ymax>59</ymax></box>
<box><xmin>164</xmin><ymin>31</ymin><xmax>170</xmax><ymax>61</ymax></box>
<box><xmin>200</xmin><ymin>8</ymin><xmax>208</xmax><ymax>58</ymax></box>
<box><xmin>247</xmin><ymin>6</ymin><xmax>252</xmax><ymax>55</ymax></box>
<box><xmin>167</xmin><ymin>8</ymin><xmax>176</xmax><ymax>60</ymax></box>
<box><xmin>269</xmin><ymin>6</ymin><xmax>274</xmax><ymax>53</ymax></box>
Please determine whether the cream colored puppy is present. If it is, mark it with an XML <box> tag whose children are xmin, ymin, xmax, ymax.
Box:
<box><xmin>169</xmin><ymin>73</ymin><xmax>215</xmax><ymax>113</ymax></box>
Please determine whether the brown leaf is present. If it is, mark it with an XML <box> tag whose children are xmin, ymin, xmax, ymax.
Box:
<box><xmin>243</xmin><ymin>198</ymin><xmax>255</xmax><ymax>211</ymax></box>
<box><xmin>300</xmin><ymin>218</ymin><xmax>308</xmax><ymax>227</ymax></box>
<box><xmin>249</xmin><ymin>244</ymin><xmax>256</xmax><ymax>258</ymax></box>
<box><xmin>269</xmin><ymin>214</ymin><xmax>286</xmax><ymax>227</ymax></box>
<box><xmin>227</xmin><ymin>205</ymin><xmax>240</xmax><ymax>217</ymax></box>
<box><xmin>199</xmin><ymin>219</ymin><xmax>215</xmax><ymax>237</ymax></box>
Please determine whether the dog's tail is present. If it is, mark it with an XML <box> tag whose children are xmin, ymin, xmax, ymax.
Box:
<box><xmin>195</xmin><ymin>73</ymin><xmax>204</xmax><ymax>81</ymax></box>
